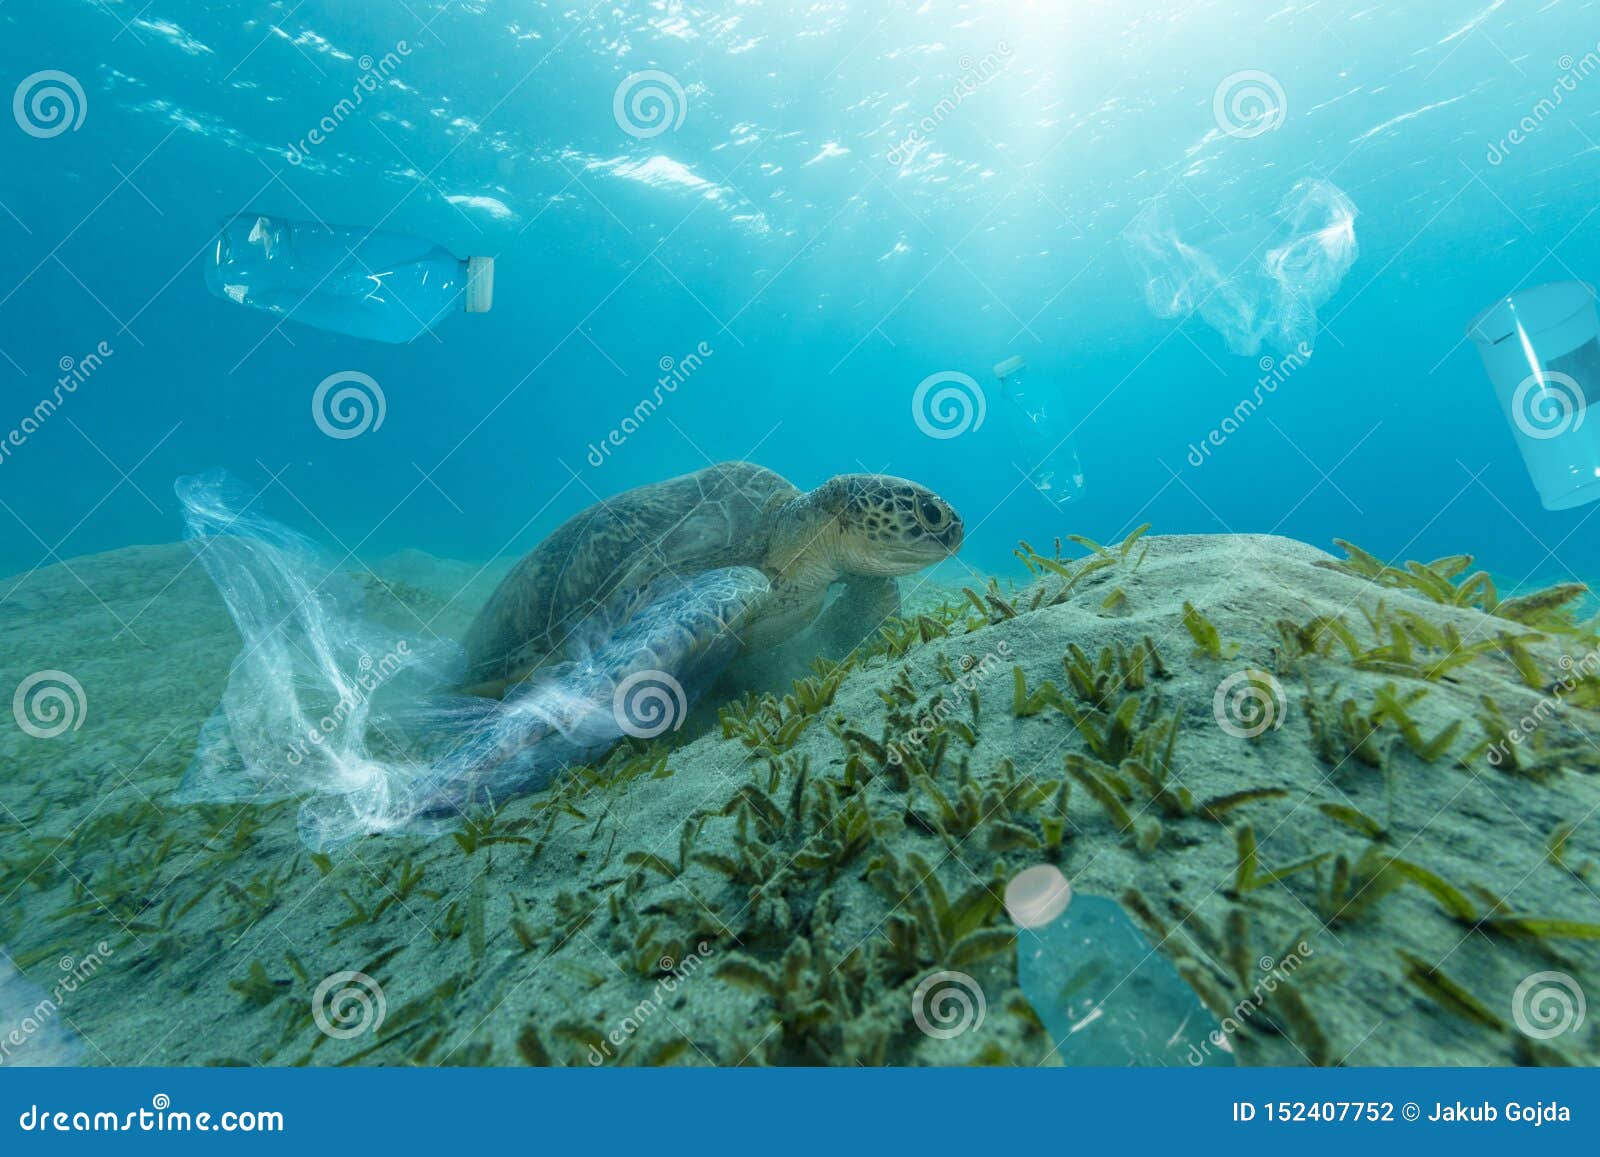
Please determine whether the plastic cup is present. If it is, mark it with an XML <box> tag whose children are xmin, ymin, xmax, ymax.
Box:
<box><xmin>1469</xmin><ymin>281</ymin><xmax>1600</xmax><ymax>511</ymax></box>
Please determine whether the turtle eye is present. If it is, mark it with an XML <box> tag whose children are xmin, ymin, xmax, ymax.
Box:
<box><xmin>915</xmin><ymin>497</ymin><xmax>949</xmax><ymax>533</ymax></box>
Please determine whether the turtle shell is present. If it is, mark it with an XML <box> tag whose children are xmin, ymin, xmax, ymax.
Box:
<box><xmin>460</xmin><ymin>462</ymin><xmax>799</xmax><ymax>689</ymax></box>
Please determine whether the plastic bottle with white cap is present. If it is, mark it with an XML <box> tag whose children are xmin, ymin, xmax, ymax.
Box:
<box><xmin>204</xmin><ymin>213</ymin><xmax>494</xmax><ymax>344</ymax></box>
<box><xmin>992</xmin><ymin>355</ymin><xmax>1086</xmax><ymax>508</ymax></box>
<box><xmin>1006</xmin><ymin>864</ymin><xmax>1232</xmax><ymax>1066</ymax></box>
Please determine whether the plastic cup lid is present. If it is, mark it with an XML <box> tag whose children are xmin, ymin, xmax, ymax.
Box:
<box><xmin>1005</xmin><ymin>864</ymin><xmax>1072</xmax><ymax>928</ymax></box>
<box><xmin>1467</xmin><ymin>280</ymin><xmax>1595</xmax><ymax>346</ymax></box>
<box><xmin>466</xmin><ymin>256</ymin><xmax>495</xmax><ymax>314</ymax></box>
<box><xmin>993</xmin><ymin>354</ymin><xmax>1027</xmax><ymax>379</ymax></box>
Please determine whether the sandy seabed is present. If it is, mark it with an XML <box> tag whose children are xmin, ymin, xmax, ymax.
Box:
<box><xmin>1</xmin><ymin>533</ymin><xmax>1597</xmax><ymax>1067</ymax></box>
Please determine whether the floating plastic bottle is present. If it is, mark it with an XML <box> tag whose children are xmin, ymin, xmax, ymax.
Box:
<box><xmin>993</xmin><ymin>356</ymin><xmax>1086</xmax><ymax>507</ymax></box>
<box><xmin>1006</xmin><ymin>864</ymin><xmax>1232</xmax><ymax>1066</ymax></box>
<box><xmin>1469</xmin><ymin>281</ymin><xmax>1600</xmax><ymax>511</ymax></box>
<box><xmin>204</xmin><ymin>213</ymin><xmax>494</xmax><ymax>343</ymax></box>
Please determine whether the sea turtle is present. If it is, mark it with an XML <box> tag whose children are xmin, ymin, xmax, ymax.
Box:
<box><xmin>459</xmin><ymin>461</ymin><xmax>963</xmax><ymax>697</ymax></box>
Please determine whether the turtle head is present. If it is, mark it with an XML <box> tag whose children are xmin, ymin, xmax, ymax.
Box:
<box><xmin>803</xmin><ymin>473</ymin><xmax>964</xmax><ymax>576</ymax></box>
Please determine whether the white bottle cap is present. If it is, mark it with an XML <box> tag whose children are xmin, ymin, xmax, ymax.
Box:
<box><xmin>465</xmin><ymin>256</ymin><xmax>495</xmax><ymax>314</ymax></box>
<box><xmin>993</xmin><ymin>354</ymin><xmax>1026</xmax><ymax>379</ymax></box>
<box><xmin>1005</xmin><ymin>863</ymin><xmax>1073</xmax><ymax>928</ymax></box>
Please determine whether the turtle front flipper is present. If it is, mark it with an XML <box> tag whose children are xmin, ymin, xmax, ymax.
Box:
<box><xmin>810</xmin><ymin>575</ymin><xmax>902</xmax><ymax>660</ymax></box>
<box><xmin>325</xmin><ymin>567</ymin><xmax>773</xmax><ymax>833</ymax></box>
<box><xmin>545</xmin><ymin>565</ymin><xmax>771</xmax><ymax>744</ymax></box>
<box><xmin>459</xmin><ymin>566</ymin><xmax>772</xmax><ymax>800</ymax></box>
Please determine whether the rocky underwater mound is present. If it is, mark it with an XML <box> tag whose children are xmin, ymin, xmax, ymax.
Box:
<box><xmin>1</xmin><ymin>530</ymin><xmax>1597</xmax><ymax>1066</ymax></box>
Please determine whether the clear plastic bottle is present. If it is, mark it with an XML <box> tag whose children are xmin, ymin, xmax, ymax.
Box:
<box><xmin>204</xmin><ymin>213</ymin><xmax>494</xmax><ymax>343</ymax></box>
<box><xmin>1006</xmin><ymin>865</ymin><xmax>1233</xmax><ymax>1066</ymax></box>
<box><xmin>993</xmin><ymin>355</ymin><xmax>1086</xmax><ymax>507</ymax></box>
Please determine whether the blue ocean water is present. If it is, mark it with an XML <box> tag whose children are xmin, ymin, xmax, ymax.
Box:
<box><xmin>3</xmin><ymin>0</ymin><xmax>1598</xmax><ymax>585</ymax></box>
<box><xmin>11</xmin><ymin>2</ymin><xmax>1600</xmax><ymax>1079</ymax></box>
